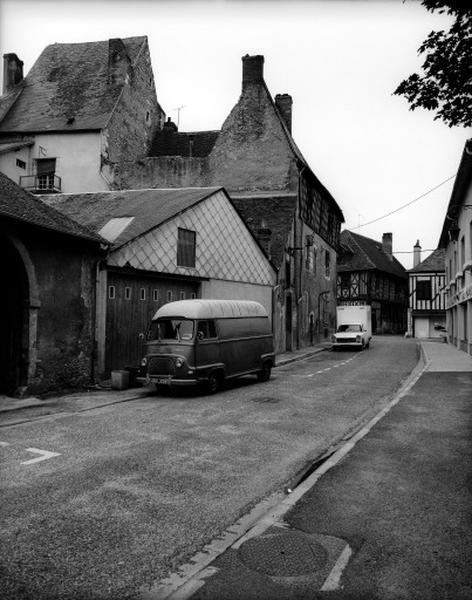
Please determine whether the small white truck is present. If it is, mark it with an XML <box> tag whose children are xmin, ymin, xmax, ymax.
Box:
<box><xmin>332</xmin><ymin>305</ymin><xmax>372</xmax><ymax>351</ymax></box>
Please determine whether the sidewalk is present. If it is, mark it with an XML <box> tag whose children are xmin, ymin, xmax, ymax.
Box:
<box><xmin>0</xmin><ymin>342</ymin><xmax>332</xmax><ymax>415</ymax></box>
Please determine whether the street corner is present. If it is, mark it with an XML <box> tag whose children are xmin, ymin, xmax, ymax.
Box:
<box><xmin>188</xmin><ymin>525</ymin><xmax>351</xmax><ymax>599</ymax></box>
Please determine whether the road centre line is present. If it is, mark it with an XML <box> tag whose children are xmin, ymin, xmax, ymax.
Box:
<box><xmin>0</xmin><ymin>441</ymin><xmax>10</xmax><ymax>446</ymax></box>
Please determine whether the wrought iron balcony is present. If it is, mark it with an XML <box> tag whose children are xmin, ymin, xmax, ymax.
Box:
<box><xmin>19</xmin><ymin>173</ymin><xmax>62</xmax><ymax>194</ymax></box>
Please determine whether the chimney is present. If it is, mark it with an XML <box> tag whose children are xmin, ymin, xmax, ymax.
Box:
<box><xmin>382</xmin><ymin>232</ymin><xmax>393</xmax><ymax>260</ymax></box>
<box><xmin>413</xmin><ymin>240</ymin><xmax>422</xmax><ymax>268</ymax></box>
<box><xmin>242</xmin><ymin>54</ymin><xmax>264</xmax><ymax>89</ymax></box>
<box><xmin>256</xmin><ymin>219</ymin><xmax>272</xmax><ymax>257</ymax></box>
<box><xmin>275</xmin><ymin>94</ymin><xmax>293</xmax><ymax>133</ymax></box>
<box><xmin>108</xmin><ymin>38</ymin><xmax>131</xmax><ymax>85</ymax></box>
<box><xmin>3</xmin><ymin>53</ymin><xmax>23</xmax><ymax>93</ymax></box>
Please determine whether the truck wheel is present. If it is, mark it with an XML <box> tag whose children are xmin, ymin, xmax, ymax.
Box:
<box><xmin>257</xmin><ymin>363</ymin><xmax>272</xmax><ymax>382</ymax></box>
<box><xmin>207</xmin><ymin>372</ymin><xmax>221</xmax><ymax>394</ymax></box>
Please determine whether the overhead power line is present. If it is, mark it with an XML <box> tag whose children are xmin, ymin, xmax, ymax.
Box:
<box><xmin>350</xmin><ymin>174</ymin><xmax>457</xmax><ymax>230</ymax></box>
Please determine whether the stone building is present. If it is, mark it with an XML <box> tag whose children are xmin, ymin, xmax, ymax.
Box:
<box><xmin>0</xmin><ymin>172</ymin><xmax>105</xmax><ymax>395</ymax></box>
<box><xmin>115</xmin><ymin>55</ymin><xmax>344</xmax><ymax>353</ymax></box>
<box><xmin>43</xmin><ymin>187</ymin><xmax>275</xmax><ymax>375</ymax></box>
<box><xmin>0</xmin><ymin>37</ymin><xmax>164</xmax><ymax>193</ymax></box>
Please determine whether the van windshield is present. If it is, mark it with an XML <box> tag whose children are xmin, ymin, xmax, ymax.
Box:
<box><xmin>148</xmin><ymin>319</ymin><xmax>194</xmax><ymax>341</ymax></box>
<box><xmin>337</xmin><ymin>324</ymin><xmax>362</xmax><ymax>332</ymax></box>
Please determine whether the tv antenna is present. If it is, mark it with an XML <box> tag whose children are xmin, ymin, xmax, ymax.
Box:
<box><xmin>171</xmin><ymin>105</ymin><xmax>186</xmax><ymax>128</ymax></box>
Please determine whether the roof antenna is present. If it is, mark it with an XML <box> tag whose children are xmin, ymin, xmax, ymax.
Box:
<box><xmin>171</xmin><ymin>105</ymin><xmax>186</xmax><ymax>128</ymax></box>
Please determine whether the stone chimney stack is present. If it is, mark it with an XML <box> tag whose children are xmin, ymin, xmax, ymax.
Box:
<box><xmin>382</xmin><ymin>232</ymin><xmax>393</xmax><ymax>260</ymax></box>
<box><xmin>413</xmin><ymin>240</ymin><xmax>422</xmax><ymax>268</ymax></box>
<box><xmin>3</xmin><ymin>53</ymin><xmax>23</xmax><ymax>93</ymax></box>
<box><xmin>108</xmin><ymin>38</ymin><xmax>131</xmax><ymax>85</ymax></box>
<box><xmin>256</xmin><ymin>219</ymin><xmax>272</xmax><ymax>258</ymax></box>
<box><xmin>275</xmin><ymin>94</ymin><xmax>293</xmax><ymax>133</ymax></box>
<box><xmin>242</xmin><ymin>54</ymin><xmax>264</xmax><ymax>90</ymax></box>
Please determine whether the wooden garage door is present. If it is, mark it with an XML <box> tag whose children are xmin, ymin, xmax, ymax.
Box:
<box><xmin>105</xmin><ymin>273</ymin><xmax>199</xmax><ymax>374</ymax></box>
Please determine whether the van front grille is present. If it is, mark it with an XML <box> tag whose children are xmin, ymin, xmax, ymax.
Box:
<box><xmin>148</xmin><ymin>356</ymin><xmax>176</xmax><ymax>376</ymax></box>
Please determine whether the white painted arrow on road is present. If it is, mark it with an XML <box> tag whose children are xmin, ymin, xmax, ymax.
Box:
<box><xmin>21</xmin><ymin>448</ymin><xmax>61</xmax><ymax>465</ymax></box>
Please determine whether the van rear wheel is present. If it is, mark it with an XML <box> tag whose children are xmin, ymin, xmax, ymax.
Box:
<box><xmin>257</xmin><ymin>363</ymin><xmax>272</xmax><ymax>382</ymax></box>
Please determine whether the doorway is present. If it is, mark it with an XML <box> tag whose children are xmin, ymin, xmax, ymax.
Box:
<box><xmin>0</xmin><ymin>236</ymin><xmax>29</xmax><ymax>393</ymax></box>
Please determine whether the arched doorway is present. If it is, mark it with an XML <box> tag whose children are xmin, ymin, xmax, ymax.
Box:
<box><xmin>0</xmin><ymin>236</ymin><xmax>30</xmax><ymax>393</ymax></box>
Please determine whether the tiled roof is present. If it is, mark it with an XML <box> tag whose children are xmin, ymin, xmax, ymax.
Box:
<box><xmin>231</xmin><ymin>193</ymin><xmax>297</xmax><ymax>269</ymax></box>
<box><xmin>0</xmin><ymin>172</ymin><xmax>103</xmax><ymax>243</ymax></box>
<box><xmin>338</xmin><ymin>230</ymin><xmax>407</xmax><ymax>279</ymax></box>
<box><xmin>409</xmin><ymin>247</ymin><xmax>446</xmax><ymax>273</ymax></box>
<box><xmin>41</xmin><ymin>187</ymin><xmax>225</xmax><ymax>248</ymax></box>
<box><xmin>0</xmin><ymin>36</ymin><xmax>147</xmax><ymax>133</ymax></box>
<box><xmin>150</xmin><ymin>129</ymin><xmax>220</xmax><ymax>157</ymax></box>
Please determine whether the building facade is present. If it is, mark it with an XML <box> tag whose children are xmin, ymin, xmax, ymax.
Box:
<box><xmin>439</xmin><ymin>139</ymin><xmax>472</xmax><ymax>355</ymax></box>
<box><xmin>407</xmin><ymin>243</ymin><xmax>446</xmax><ymax>338</ymax></box>
<box><xmin>44</xmin><ymin>187</ymin><xmax>276</xmax><ymax>375</ymax></box>
<box><xmin>115</xmin><ymin>55</ymin><xmax>344</xmax><ymax>352</ymax></box>
<box><xmin>337</xmin><ymin>230</ymin><xmax>408</xmax><ymax>334</ymax></box>
<box><xmin>0</xmin><ymin>173</ymin><xmax>104</xmax><ymax>395</ymax></box>
<box><xmin>0</xmin><ymin>38</ymin><xmax>164</xmax><ymax>193</ymax></box>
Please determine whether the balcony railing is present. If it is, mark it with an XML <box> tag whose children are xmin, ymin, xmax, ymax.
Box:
<box><xmin>19</xmin><ymin>173</ymin><xmax>62</xmax><ymax>194</ymax></box>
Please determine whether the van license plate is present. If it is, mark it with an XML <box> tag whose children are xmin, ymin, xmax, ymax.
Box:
<box><xmin>156</xmin><ymin>377</ymin><xmax>171</xmax><ymax>385</ymax></box>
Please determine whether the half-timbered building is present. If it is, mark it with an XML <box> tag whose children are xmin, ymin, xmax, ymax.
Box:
<box><xmin>337</xmin><ymin>230</ymin><xmax>408</xmax><ymax>334</ymax></box>
<box><xmin>408</xmin><ymin>244</ymin><xmax>446</xmax><ymax>338</ymax></box>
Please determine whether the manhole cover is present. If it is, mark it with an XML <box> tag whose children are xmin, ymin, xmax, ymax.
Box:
<box><xmin>252</xmin><ymin>397</ymin><xmax>280</xmax><ymax>404</ymax></box>
<box><xmin>238</xmin><ymin>531</ymin><xmax>328</xmax><ymax>577</ymax></box>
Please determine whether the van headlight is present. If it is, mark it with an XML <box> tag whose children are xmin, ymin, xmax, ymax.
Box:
<box><xmin>175</xmin><ymin>357</ymin><xmax>184</xmax><ymax>368</ymax></box>
<box><xmin>140</xmin><ymin>357</ymin><xmax>147</xmax><ymax>367</ymax></box>
<box><xmin>356</xmin><ymin>335</ymin><xmax>361</xmax><ymax>343</ymax></box>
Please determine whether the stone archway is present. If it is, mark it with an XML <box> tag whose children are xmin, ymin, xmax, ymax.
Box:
<box><xmin>0</xmin><ymin>234</ymin><xmax>39</xmax><ymax>394</ymax></box>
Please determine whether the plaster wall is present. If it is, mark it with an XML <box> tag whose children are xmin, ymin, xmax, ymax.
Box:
<box><xmin>200</xmin><ymin>279</ymin><xmax>273</xmax><ymax>324</ymax></box>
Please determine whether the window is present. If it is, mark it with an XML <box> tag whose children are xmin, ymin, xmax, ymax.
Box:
<box><xmin>153</xmin><ymin>289</ymin><xmax>159</xmax><ymax>302</ymax></box>
<box><xmin>416</xmin><ymin>279</ymin><xmax>431</xmax><ymax>301</ymax></box>
<box><xmin>108</xmin><ymin>285</ymin><xmax>116</xmax><ymax>300</ymax></box>
<box><xmin>125</xmin><ymin>286</ymin><xmax>131</xmax><ymax>300</ymax></box>
<box><xmin>179</xmin><ymin>291</ymin><xmax>185</xmax><ymax>300</ymax></box>
<box><xmin>16</xmin><ymin>158</ymin><xmax>26</xmax><ymax>169</ymax></box>
<box><xmin>191</xmin><ymin>292</ymin><xmax>197</xmax><ymax>299</ymax></box>
<box><xmin>35</xmin><ymin>158</ymin><xmax>56</xmax><ymax>191</ymax></box>
<box><xmin>460</xmin><ymin>235</ymin><xmax>465</xmax><ymax>269</ymax></box>
<box><xmin>325</xmin><ymin>250</ymin><xmax>331</xmax><ymax>277</ymax></box>
<box><xmin>167</xmin><ymin>290</ymin><xmax>173</xmax><ymax>302</ymax></box>
<box><xmin>196</xmin><ymin>320</ymin><xmax>217</xmax><ymax>340</ymax></box>
<box><xmin>177</xmin><ymin>228</ymin><xmax>196</xmax><ymax>267</ymax></box>
<box><xmin>140</xmin><ymin>288</ymin><xmax>146</xmax><ymax>301</ymax></box>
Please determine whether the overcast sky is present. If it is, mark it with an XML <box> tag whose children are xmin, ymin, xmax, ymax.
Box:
<box><xmin>1</xmin><ymin>0</ymin><xmax>470</xmax><ymax>268</ymax></box>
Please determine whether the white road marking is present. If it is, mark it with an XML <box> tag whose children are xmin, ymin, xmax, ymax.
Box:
<box><xmin>321</xmin><ymin>544</ymin><xmax>353</xmax><ymax>591</ymax></box>
<box><xmin>21</xmin><ymin>448</ymin><xmax>61</xmax><ymax>465</ymax></box>
<box><xmin>0</xmin><ymin>441</ymin><xmax>10</xmax><ymax>447</ymax></box>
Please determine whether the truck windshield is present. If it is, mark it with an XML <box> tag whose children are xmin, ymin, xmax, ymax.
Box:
<box><xmin>148</xmin><ymin>319</ymin><xmax>194</xmax><ymax>341</ymax></box>
<box><xmin>337</xmin><ymin>324</ymin><xmax>362</xmax><ymax>332</ymax></box>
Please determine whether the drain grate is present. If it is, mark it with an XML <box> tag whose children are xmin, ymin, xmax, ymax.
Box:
<box><xmin>238</xmin><ymin>531</ymin><xmax>328</xmax><ymax>577</ymax></box>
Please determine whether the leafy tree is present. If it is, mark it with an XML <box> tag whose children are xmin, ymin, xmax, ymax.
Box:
<box><xmin>394</xmin><ymin>1</ymin><xmax>472</xmax><ymax>127</ymax></box>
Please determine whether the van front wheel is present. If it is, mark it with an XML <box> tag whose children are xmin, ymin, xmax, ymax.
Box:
<box><xmin>257</xmin><ymin>363</ymin><xmax>272</xmax><ymax>382</ymax></box>
<box><xmin>207</xmin><ymin>372</ymin><xmax>221</xmax><ymax>394</ymax></box>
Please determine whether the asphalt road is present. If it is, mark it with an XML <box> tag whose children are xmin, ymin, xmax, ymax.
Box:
<box><xmin>0</xmin><ymin>336</ymin><xmax>418</xmax><ymax>599</ymax></box>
